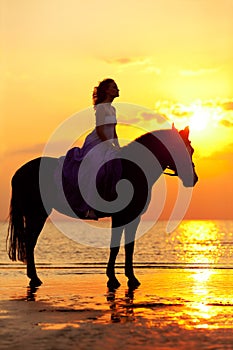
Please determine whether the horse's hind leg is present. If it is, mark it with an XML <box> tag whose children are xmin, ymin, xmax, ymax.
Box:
<box><xmin>25</xmin><ymin>212</ymin><xmax>47</xmax><ymax>287</ymax></box>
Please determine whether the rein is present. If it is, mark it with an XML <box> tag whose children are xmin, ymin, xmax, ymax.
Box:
<box><xmin>163</xmin><ymin>171</ymin><xmax>177</xmax><ymax>177</ymax></box>
<box><xmin>163</xmin><ymin>166</ymin><xmax>178</xmax><ymax>177</ymax></box>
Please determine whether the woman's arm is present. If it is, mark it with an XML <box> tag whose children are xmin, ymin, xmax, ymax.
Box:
<box><xmin>96</xmin><ymin>124</ymin><xmax>113</xmax><ymax>141</ymax></box>
<box><xmin>113</xmin><ymin>127</ymin><xmax>120</xmax><ymax>147</ymax></box>
<box><xmin>96</xmin><ymin>124</ymin><xmax>120</xmax><ymax>148</ymax></box>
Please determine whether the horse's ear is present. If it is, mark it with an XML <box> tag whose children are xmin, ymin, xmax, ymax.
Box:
<box><xmin>179</xmin><ymin>126</ymin><xmax>190</xmax><ymax>140</ymax></box>
<box><xmin>184</xmin><ymin>126</ymin><xmax>190</xmax><ymax>138</ymax></box>
<box><xmin>172</xmin><ymin>123</ymin><xmax>177</xmax><ymax>131</ymax></box>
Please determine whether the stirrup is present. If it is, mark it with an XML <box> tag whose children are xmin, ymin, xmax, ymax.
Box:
<box><xmin>85</xmin><ymin>210</ymin><xmax>98</xmax><ymax>220</ymax></box>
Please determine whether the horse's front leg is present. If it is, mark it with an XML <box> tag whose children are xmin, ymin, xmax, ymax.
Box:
<box><xmin>125</xmin><ymin>219</ymin><xmax>141</xmax><ymax>289</ymax></box>
<box><xmin>107</xmin><ymin>220</ymin><xmax>124</xmax><ymax>290</ymax></box>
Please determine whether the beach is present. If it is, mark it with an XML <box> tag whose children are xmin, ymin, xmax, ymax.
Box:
<box><xmin>1</xmin><ymin>267</ymin><xmax>233</xmax><ymax>350</ymax></box>
<box><xmin>1</xmin><ymin>220</ymin><xmax>233</xmax><ymax>349</ymax></box>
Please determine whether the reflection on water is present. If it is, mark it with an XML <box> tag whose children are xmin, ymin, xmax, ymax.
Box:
<box><xmin>39</xmin><ymin>322</ymin><xmax>80</xmax><ymax>330</ymax></box>
<box><xmin>103</xmin><ymin>266</ymin><xmax>233</xmax><ymax>330</ymax></box>
<box><xmin>2</xmin><ymin>268</ymin><xmax>233</xmax><ymax>335</ymax></box>
<box><xmin>106</xmin><ymin>289</ymin><xmax>135</xmax><ymax>323</ymax></box>
<box><xmin>1</xmin><ymin>220</ymin><xmax>233</xmax><ymax>335</ymax></box>
<box><xmin>27</xmin><ymin>286</ymin><xmax>39</xmax><ymax>301</ymax></box>
<box><xmin>169</xmin><ymin>220</ymin><xmax>230</xmax><ymax>265</ymax></box>
<box><xmin>191</xmin><ymin>269</ymin><xmax>214</xmax><ymax>300</ymax></box>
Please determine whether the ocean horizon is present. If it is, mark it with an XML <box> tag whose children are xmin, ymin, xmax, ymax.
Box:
<box><xmin>1</xmin><ymin>220</ymin><xmax>233</xmax><ymax>272</ymax></box>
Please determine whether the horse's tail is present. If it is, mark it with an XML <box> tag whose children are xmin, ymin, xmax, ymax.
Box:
<box><xmin>7</xmin><ymin>173</ymin><xmax>27</xmax><ymax>263</ymax></box>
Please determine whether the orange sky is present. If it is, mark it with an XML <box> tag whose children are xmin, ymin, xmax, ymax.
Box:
<box><xmin>1</xmin><ymin>0</ymin><xmax>233</xmax><ymax>221</ymax></box>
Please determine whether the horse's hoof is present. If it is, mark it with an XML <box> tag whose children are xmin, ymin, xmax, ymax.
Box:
<box><xmin>29</xmin><ymin>277</ymin><xmax>43</xmax><ymax>287</ymax></box>
<box><xmin>127</xmin><ymin>277</ymin><xmax>141</xmax><ymax>289</ymax></box>
<box><xmin>107</xmin><ymin>278</ymin><xmax>121</xmax><ymax>290</ymax></box>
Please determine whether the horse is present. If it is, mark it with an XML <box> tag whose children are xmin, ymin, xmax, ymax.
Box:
<box><xmin>7</xmin><ymin>125</ymin><xmax>198</xmax><ymax>289</ymax></box>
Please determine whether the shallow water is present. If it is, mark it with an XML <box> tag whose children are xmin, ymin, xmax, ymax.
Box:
<box><xmin>1</xmin><ymin>220</ymin><xmax>233</xmax><ymax>349</ymax></box>
<box><xmin>1</xmin><ymin>270</ymin><xmax>233</xmax><ymax>350</ymax></box>
<box><xmin>1</xmin><ymin>220</ymin><xmax>233</xmax><ymax>269</ymax></box>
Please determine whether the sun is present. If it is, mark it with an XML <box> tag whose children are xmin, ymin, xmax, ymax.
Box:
<box><xmin>189</xmin><ymin>105</ymin><xmax>210</xmax><ymax>132</ymax></box>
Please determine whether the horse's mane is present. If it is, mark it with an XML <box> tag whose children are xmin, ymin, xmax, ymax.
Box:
<box><xmin>120</xmin><ymin>128</ymin><xmax>189</xmax><ymax>179</ymax></box>
<box><xmin>122</xmin><ymin>128</ymin><xmax>177</xmax><ymax>152</ymax></box>
<box><xmin>136</xmin><ymin>128</ymin><xmax>177</xmax><ymax>144</ymax></box>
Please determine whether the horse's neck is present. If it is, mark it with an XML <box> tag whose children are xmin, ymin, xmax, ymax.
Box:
<box><xmin>121</xmin><ymin>130</ymin><xmax>174</xmax><ymax>186</ymax></box>
<box><xmin>136</xmin><ymin>129</ymin><xmax>175</xmax><ymax>163</ymax></box>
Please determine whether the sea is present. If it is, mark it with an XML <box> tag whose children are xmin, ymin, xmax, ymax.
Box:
<box><xmin>1</xmin><ymin>219</ymin><xmax>233</xmax><ymax>273</ymax></box>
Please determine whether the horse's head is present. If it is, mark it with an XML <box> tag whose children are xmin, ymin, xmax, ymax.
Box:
<box><xmin>166</xmin><ymin>125</ymin><xmax>198</xmax><ymax>187</ymax></box>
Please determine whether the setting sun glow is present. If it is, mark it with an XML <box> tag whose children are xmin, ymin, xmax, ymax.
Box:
<box><xmin>189</xmin><ymin>106</ymin><xmax>210</xmax><ymax>132</ymax></box>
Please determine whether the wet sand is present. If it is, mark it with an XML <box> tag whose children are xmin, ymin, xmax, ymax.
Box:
<box><xmin>1</xmin><ymin>268</ymin><xmax>233</xmax><ymax>349</ymax></box>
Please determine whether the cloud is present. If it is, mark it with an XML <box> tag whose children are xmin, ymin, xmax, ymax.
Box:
<box><xmin>122</xmin><ymin>117</ymin><xmax>141</xmax><ymax>124</ymax></box>
<box><xmin>222</xmin><ymin>101</ymin><xmax>233</xmax><ymax>111</ymax></box>
<box><xmin>180</xmin><ymin>67</ymin><xmax>220</xmax><ymax>77</ymax></box>
<box><xmin>220</xmin><ymin>119</ymin><xmax>233</xmax><ymax>128</ymax></box>
<box><xmin>104</xmin><ymin>56</ymin><xmax>161</xmax><ymax>75</ymax></box>
<box><xmin>5</xmin><ymin>139</ymin><xmax>73</xmax><ymax>157</ymax></box>
<box><xmin>6</xmin><ymin>143</ymin><xmax>45</xmax><ymax>156</ymax></box>
<box><xmin>170</xmin><ymin>105</ymin><xmax>192</xmax><ymax>118</ymax></box>
<box><xmin>104</xmin><ymin>57</ymin><xmax>147</xmax><ymax>66</ymax></box>
<box><xmin>140</xmin><ymin>112</ymin><xmax>168</xmax><ymax>124</ymax></box>
<box><xmin>105</xmin><ymin>57</ymin><xmax>134</xmax><ymax>65</ymax></box>
<box><xmin>142</xmin><ymin>66</ymin><xmax>161</xmax><ymax>75</ymax></box>
<box><xmin>203</xmin><ymin>143</ymin><xmax>233</xmax><ymax>163</ymax></box>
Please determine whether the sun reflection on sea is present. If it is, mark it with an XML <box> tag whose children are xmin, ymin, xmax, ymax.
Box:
<box><xmin>183</xmin><ymin>269</ymin><xmax>218</xmax><ymax>329</ymax></box>
<box><xmin>129</xmin><ymin>265</ymin><xmax>233</xmax><ymax>331</ymax></box>
<box><xmin>127</xmin><ymin>221</ymin><xmax>233</xmax><ymax>331</ymax></box>
<box><xmin>170</xmin><ymin>221</ymin><xmax>224</xmax><ymax>329</ymax></box>
<box><xmin>173</xmin><ymin>220</ymin><xmax>221</xmax><ymax>265</ymax></box>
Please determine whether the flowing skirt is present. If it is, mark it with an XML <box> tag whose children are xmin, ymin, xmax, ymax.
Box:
<box><xmin>54</xmin><ymin>129</ymin><xmax>122</xmax><ymax>217</ymax></box>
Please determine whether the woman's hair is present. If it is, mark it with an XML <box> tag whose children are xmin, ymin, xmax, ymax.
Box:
<box><xmin>92</xmin><ymin>78</ymin><xmax>115</xmax><ymax>105</ymax></box>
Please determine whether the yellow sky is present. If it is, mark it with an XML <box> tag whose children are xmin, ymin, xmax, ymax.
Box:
<box><xmin>1</xmin><ymin>0</ymin><xmax>233</xmax><ymax>220</ymax></box>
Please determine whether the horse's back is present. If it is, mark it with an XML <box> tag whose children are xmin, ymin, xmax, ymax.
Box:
<box><xmin>12</xmin><ymin>157</ymin><xmax>58</xmax><ymax>214</ymax></box>
<box><xmin>14</xmin><ymin>156</ymin><xmax>57</xmax><ymax>174</ymax></box>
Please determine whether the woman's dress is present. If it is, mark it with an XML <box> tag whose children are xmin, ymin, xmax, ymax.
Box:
<box><xmin>55</xmin><ymin>103</ymin><xmax>122</xmax><ymax>218</ymax></box>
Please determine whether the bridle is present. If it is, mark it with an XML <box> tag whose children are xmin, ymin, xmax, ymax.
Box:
<box><xmin>163</xmin><ymin>166</ymin><xmax>178</xmax><ymax>177</ymax></box>
<box><xmin>163</xmin><ymin>137</ymin><xmax>194</xmax><ymax>177</ymax></box>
